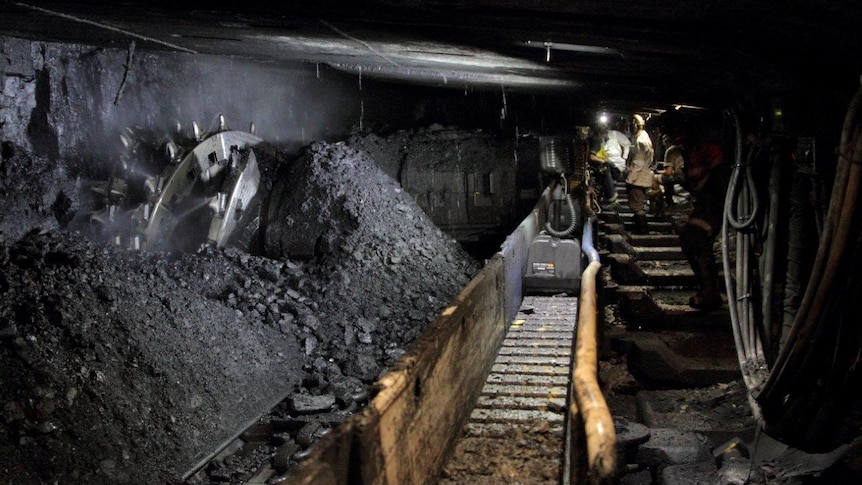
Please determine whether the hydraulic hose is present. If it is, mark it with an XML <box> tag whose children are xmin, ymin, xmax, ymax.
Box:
<box><xmin>760</xmin><ymin>145</ymin><xmax>782</xmax><ymax>359</ymax></box>
<box><xmin>545</xmin><ymin>178</ymin><xmax>580</xmax><ymax>237</ymax></box>
<box><xmin>780</xmin><ymin>174</ymin><xmax>808</xmax><ymax>349</ymax></box>
<box><xmin>726</xmin><ymin>142</ymin><xmax>761</xmax><ymax>230</ymax></box>
<box><xmin>581</xmin><ymin>210</ymin><xmax>600</xmax><ymax>264</ymax></box>
<box><xmin>760</xmin><ymin>83</ymin><xmax>862</xmax><ymax>407</ymax></box>
<box><xmin>721</xmin><ymin>108</ymin><xmax>765</xmax><ymax>423</ymax></box>
<box><xmin>571</xmin><ymin>211</ymin><xmax>616</xmax><ymax>484</ymax></box>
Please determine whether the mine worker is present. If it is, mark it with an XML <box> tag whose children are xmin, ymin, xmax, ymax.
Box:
<box><xmin>605</xmin><ymin>120</ymin><xmax>632</xmax><ymax>182</ymax></box>
<box><xmin>588</xmin><ymin>124</ymin><xmax>619</xmax><ymax>207</ymax></box>
<box><xmin>655</xmin><ymin>131</ymin><xmax>686</xmax><ymax>211</ymax></box>
<box><xmin>662</xmin><ymin>117</ymin><xmax>728</xmax><ymax>311</ymax></box>
<box><xmin>626</xmin><ymin>114</ymin><xmax>655</xmax><ymax>233</ymax></box>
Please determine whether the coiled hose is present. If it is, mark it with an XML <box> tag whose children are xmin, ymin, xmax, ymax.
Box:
<box><xmin>721</xmin><ymin>108</ymin><xmax>767</xmax><ymax>424</ymax></box>
<box><xmin>544</xmin><ymin>177</ymin><xmax>580</xmax><ymax>238</ymax></box>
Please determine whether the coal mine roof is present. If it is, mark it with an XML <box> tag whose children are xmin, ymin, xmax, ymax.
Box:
<box><xmin>2</xmin><ymin>0</ymin><xmax>861</xmax><ymax>113</ymax></box>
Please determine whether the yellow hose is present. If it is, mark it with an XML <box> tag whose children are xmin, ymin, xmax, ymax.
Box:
<box><xmin>573</xmin><ymin>260</ymin><xmax>617</xmax><ymax>484</ymax></box>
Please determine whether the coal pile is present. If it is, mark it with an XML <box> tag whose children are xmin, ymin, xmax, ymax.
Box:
<box><xmin>0</xmin><ymin>142</ymin><xmax>80</xmax><ymax>242</ymax></box>
<box><xmin>0</xmin><ymin>134</ymin><xmax>480</xmax><ymax>484</ymax></box>
<box><xmin>266</xmin><ymin>140</ymin><xmax>479</xmax><ymax>367</ymax></box>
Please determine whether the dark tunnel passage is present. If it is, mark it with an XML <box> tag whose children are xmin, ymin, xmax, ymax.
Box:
<box><xmin>2</xmin><ymin>2</ymin><xmax>862</xmax><ymax>484</ymax></box>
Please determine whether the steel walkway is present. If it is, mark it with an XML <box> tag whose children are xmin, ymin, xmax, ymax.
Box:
<box><xmin>439</xmin><ymin>295</ymin><xmax>578</xmax><ymax>484</ymax></box>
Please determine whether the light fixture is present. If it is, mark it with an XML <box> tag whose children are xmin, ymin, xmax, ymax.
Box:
<box><xmin>672</xmin><ymin>103</ymin><xmax>707</xmax><ymax>111</ymax></box>
<box><xmin>524</xmin><ymin>40</ymin><xmax>620</xmax><ymax>56</ymax></box>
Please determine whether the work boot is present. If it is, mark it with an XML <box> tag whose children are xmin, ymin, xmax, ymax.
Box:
<box><xmin>689</xmin><ymin>283</ymin><xmax>722</xmax><ymax>311</ymax></box>
<box><xmin>689</xmin><ymin>255</ymin><xmax>722</xmax><ymax>311</ymax></box>
<box><xmin>603</xmin><ymin>194</ymin><xmax>622</xmax><ymax>212</ymax></box>
<box><xmin>633</xmin><ymin>214</ymin><xmax>649</xmax><ymax>234</ymax></box>
<box><xmin>679</xmin><ymin>223</ymin><xmax>722</xmax><ymax>311</ymax></box>
<box><xmin>688</xmin><ymin>289</ymin><xmax>724</xmax><ymax>312</ymax></box>
<box><xmin>604</xmin><ymin>201</ymin><xmax>622</xmax><ymax>213</ymax></box>
<box><xmin>650</xmin><ymin>198</ymin><xmax>665</xmax><ymax>216</ymax></box>
<box><xmin>648</xmin><ymin>188</ymin><xmax>664</xmax><ymax>215</ymax></box>
<box><xmin>664</xmin><ymin>191</ymin><xmax>675</xmax><ymax>208</ymax></box>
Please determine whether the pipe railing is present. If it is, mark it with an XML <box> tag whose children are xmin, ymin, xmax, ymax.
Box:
<box><xmin>570</xmin><ymin>212</ymin><xmax>617</xmax><ymax>484</ymax></box>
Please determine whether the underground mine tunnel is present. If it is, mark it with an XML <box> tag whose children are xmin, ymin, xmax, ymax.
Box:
<box><xmin>2</xmin><ymin>2</ymin><xmax>862</xmax><ymax>484</ymax></box>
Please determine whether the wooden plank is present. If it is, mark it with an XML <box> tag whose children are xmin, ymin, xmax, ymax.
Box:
<box><xmin>284</xmin><ymin>256</ymin><xmax>507</xmax><ymax>485</ymax></box>
<box><xmin>631</xmin><ymin>246</ymin><xmax>686</xmax><ymax>260</ymax></box>
<box><xmin>355</xmin><ymin>255</ymin><xmax>507</xmax><ymax>484</ymax></box>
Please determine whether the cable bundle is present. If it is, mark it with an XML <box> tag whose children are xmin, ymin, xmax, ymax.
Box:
<box><xmin>722</xmin><ymin>108</ymin><xmax>770</xmax><ymax>424</ymax></box>
<box><xmin>749</xmin><ymin>84</ymin><xmax>862</xmax><ymax>450</ymax></box>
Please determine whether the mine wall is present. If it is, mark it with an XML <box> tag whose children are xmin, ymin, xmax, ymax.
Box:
<box><xmin>1</xmin><ymin>35</ymin><xmax>549</xmax><ymax>248</ymax></box>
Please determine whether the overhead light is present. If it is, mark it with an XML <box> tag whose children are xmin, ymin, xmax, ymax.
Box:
<box><xmin>672</xmin><ymin>103</ymin><xmax>707</xmax><ymax>111</ymax></box>
<box><xmin>524</xmin><ymin>40</ymin><xmax>620</xmax><ymax>56</ymax></box>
